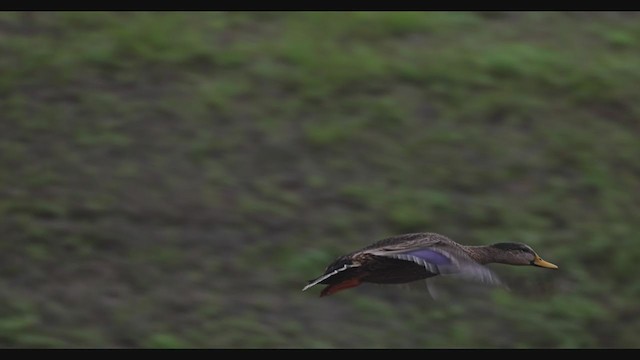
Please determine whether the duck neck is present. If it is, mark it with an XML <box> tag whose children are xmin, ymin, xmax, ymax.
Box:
<box><xmin>463</xmin><ymin>245</ymin><xmax>505</xmax><ymax>265</ymax></box>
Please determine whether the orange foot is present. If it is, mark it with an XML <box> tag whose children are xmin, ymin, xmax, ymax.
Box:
<box><xmin>320</xmin><ymin>277</ymin><xmax>363</xmax><ymax>297</ymax></box>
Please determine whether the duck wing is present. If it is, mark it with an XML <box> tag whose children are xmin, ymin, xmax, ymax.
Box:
<box><xmin>365</xmin><ymin>242</ymin><xmax>503</xmax><ymax>287</ymax></box>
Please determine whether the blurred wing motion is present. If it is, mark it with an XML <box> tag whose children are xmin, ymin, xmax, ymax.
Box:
<box><xmin>367</xmin><ymin>246</ymin><xmax>503</xmax><ymax>287</ymax></box>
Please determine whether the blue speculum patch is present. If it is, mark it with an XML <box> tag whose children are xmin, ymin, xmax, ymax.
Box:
<box><xmin>405</xmin><ymin>249</ymin><xmax>451</xmax><ymax>265</ymax></box>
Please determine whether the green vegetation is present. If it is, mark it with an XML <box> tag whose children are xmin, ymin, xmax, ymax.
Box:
<box><xmin>1</xmin><ymin>11</ymin><xmax>639</xmax><ymax>348</ymax></box>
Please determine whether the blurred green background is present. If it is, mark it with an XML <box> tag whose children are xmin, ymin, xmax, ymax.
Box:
<box><xmin>1</xmin><ymin>11</ymin><xmax>639</xmax><ymax>348</ymax></box>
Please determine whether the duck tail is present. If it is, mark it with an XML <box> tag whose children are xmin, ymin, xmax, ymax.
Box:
<box><xmin>302</xmin><ymin>263</ymin><xmax>359</xmax><ymax>292</ymax></box>
<box><xmin>319</xmin><ymin>277</ymin><xmax>363</xmax><ymax>297</ymax></box>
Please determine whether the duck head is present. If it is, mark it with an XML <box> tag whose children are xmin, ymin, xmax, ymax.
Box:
<box><xmin>490</xmin><ymin>242</ymin><xmax>558</xmax><ymax>269</ymax></box>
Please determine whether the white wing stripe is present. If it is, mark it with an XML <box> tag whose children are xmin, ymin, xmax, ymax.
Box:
<box><xmin>302</xmin><ymin>264</ymin><xmax>358</xmax><ymax>291</ymax></box>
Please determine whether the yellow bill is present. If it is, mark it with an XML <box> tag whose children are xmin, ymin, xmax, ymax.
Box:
<box><xmin>533</xmin><ymin>256</ymin><xmax>558</xmax><ymax>269</ymax></box>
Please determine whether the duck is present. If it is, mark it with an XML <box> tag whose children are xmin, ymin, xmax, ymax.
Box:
<box><xmin>302</xmin><ymin>232</ymin><xmax>558</xmax><ymax>297</ymax></box>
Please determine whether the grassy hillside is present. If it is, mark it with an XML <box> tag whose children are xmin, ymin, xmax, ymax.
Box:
<box><xmin>1</xmin><ymin>11</ymin><xmax>640</xmax><ymax>348</ymax></box>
